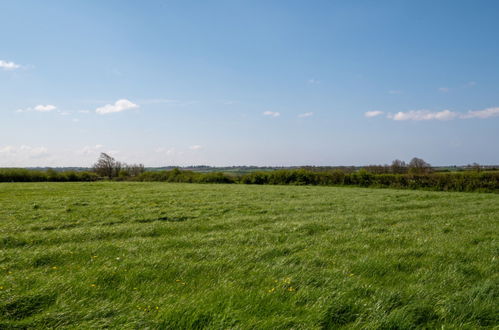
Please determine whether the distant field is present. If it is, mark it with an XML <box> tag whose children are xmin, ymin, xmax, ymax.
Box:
<box><xmin>0</xmin><ymin>183</ymin><xmax>498</xmax><ymax>328</ymax></box>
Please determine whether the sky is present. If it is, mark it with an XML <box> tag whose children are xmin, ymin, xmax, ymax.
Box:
<box><xmin>1</xmin><ymin>0</ymin><xmax>499</xmax><ymax>167</ymax></box>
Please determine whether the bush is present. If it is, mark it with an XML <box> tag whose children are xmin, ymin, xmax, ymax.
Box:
<box><xmin>0</xmin><ymin>169</ymin><xmax>99</xmax><ymax>182</ymax></box>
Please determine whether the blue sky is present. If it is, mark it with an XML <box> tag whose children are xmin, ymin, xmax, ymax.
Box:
<box><xmin>1</xmin><ymin>0</ymin><xmax>498</xmax><ymax>167</ymax></box>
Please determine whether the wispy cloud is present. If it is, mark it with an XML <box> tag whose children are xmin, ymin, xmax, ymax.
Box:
<box><xmin>467</xmin><ymin>81</ymin><xmax>477</xmax><ymax>87</ymax></box>
<box><xmin>189</xmin><ymin>145</ymin><xmax>203</xmax><ymax>150</ymax></box>
<box><xmin>461</xmin><ymin>107</ymin><xmax>499</xmax><ymax>119</ymax></box>
<box><xmin>140</xmin><ymin>98</ymin><xmax>197</xmax><ymax>106</ymax></box>
<box><xmin>377</xmin><ymin>106</ymin><xmax>499</xmax><ymax>121</ymax></box>
<box><xmin>95</xmin><ymin>99</ymin><xmax>139</xmax><ymax>115</ymax></box>
<box><xmin>298</xmin><ymin>112</ymin><xmax>314</xmax><ymax>118</ymax></box>
<box><xmin>364</xmin><ymin>110</ymin><xmax>384</xmax><ymax>118</ymax></box>
<box><xmin>0</xmin><ymin>60</ymin><xmax>21</xmax><ymax>70</ymax></box>
<box><xmin>263</xmin><ymin>111</ymin><xmax>280</xmax><ymax>118</ymax></box>
<box><xmin>79</xmin><ymin>144</ymin><xmax>104</xmax><ymax>155</ymax></box>
<box><xmin>389</xmin><ymin>110</ymin><xmax>457</xmax><ymax>121</ymax></box>
<box><xmin>155</xmin><ymin>147</ymin><xmax>176</xmax><ymax>155</ymax></box>
<box><xmin>438</xmin><ymin>87</ymin><xmax>450</xmax><ymax>93</ymax></box>
<box><xmin>0</xmin><ymin>145</ymin><xmax>49</xmax><ymax>158</ymax></box>
<box><xmin>307</xmin><ymin>78</ymin><xmax>320</xmax><ymax>85</ymax></box>
<box><xmin>16</xmin><ymin>104</ymin><xmax>57</xmax><ymax>113</ymax></box>
<box><xmin>388</xmin><ymin>90</ymin><xmax>403</xmax><ymax>95</ymax></box>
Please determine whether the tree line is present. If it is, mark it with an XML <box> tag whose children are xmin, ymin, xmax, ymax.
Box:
<box><xmin>1</xmin><ymin>153</ymin><xmax>498</xmax><ymax>192</ymax></box>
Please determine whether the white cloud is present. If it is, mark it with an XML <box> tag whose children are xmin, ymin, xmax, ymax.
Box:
<box><xmin>95</xmin><ymin>99</ymin><xmax>138</xmax><ymax>114</ymax></box>
<box><xmin>307</xmin><ymin>78</ymin><xmax>320</xmax><ymax>85</ymax></box>
<box><xmin>34</xmin><ymin>104</ymin><xmax>57</xmax><ymax>112</ymax></box>
<box><xmin>0</xmin><ymin>60</ymin><xmax>21</xmax><ymax>70</ymax></box>
<box><xmin>79</xmin><ymin>144</ymin><xmax>104</xmax><ymax>155</ymax></box>
<box><xmin>0</xmin><ymin>145</ymin><xmax>49</xmax><ymax>158</ymax></box>
<box><xmin>438</xmin><ymin>87</ymin><xmax>450</xmax><ymax>93</ymax></box>
<box><xmin>461</xmin><ymin>107</ymin><xmax>499</xmax><ymax>119</ymax></box>
<box><xmin>467</xmin><ymin>81</ymin><xmax>477</xmax><ymax>87</ymax></box>
<box><xmin>16</xmin><ymin>104</ymin><xmax>57</xmax><ymax>113</ymax></box>
<box><xmin>263</xmin><ymin>111</ymin><xmax>280</xmax><ymax>118</ymax></box>
<box><xmin>298</xmin><ymin>112</ymin><xmax>314</xmax><ymax>118</ymax></box>
<box><xmin>389</xmin><ymin>110</ymin><xmax>458</xmax><ymax>121</ymax></box>
<box><xmin>364</xmin><ymin>110</ymin><xmax>384</xmax><ymax>118</ymax></box>
<box><xmin>384</xmin><ymin>106</ymin><xmax>499</xmax><ymax>121</ymax></box>
<box><xmin>189</xmin><ymin>145</ymin><xmax>203</xmax><ymax>150</ymax></box>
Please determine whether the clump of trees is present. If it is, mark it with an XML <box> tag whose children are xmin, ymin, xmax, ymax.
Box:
<box><xmin>92</xmin><ymin>153</ymin><xmax>144</xmax><ymax>179</ymax></box>
<box><xmin>407</xmin><ymin>157</ymin><xmax>432</xmax><ymax>174</ymax></box>
<box><xmin>1</xmin><ymin>154</ymin><xmax>498</xmax><ymax>193</ymax></box>
<box><xmin>363</xmin><ymin>158</ymin><xmax>433</xmax><ymax>175</ymax></box>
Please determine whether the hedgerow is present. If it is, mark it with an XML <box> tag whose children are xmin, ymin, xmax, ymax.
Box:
<box><xmin>1</xmin><ymin>168</ymin><xmax>498</xmax><ymax>192</ymax></box>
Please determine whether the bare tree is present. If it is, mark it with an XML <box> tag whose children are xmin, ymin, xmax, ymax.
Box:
<box><xmin>408</xmin><ymin>157</ymin><xmax>432</xmax><ymax>174</ymax></box>
<box><xmin>390</xmin><ymin>159</ymin><xmax>407</xmax><ymax>174</ymax></box>
<box><xmin>125</xmin><ymin>163</ymin><xmax>145</xmax><ymax>177</ymax></box>
<box><xmin>93</xmin><ymin>153</ymin><xmax>119</xmax><ymax>178</ymax></box>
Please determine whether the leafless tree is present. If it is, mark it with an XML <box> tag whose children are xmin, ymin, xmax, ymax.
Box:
<box><xmin>390</xmin><ymin>159</ymin><xmax>407</xmax><ymax>174</ymax></box>
<box><xmin>408</xmin><ymin>157</ymin><xmax>432</xmax><ymax>174</ymax></box>
<box><xmin>125</xmin><ymin>163</ymin><xmax>145</xmax><ymax>177</ymax></box>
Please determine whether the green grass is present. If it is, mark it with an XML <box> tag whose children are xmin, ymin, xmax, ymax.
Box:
<box><xmin>0</xmin><ymin>182</ymin><xmax>498</xmax><ymax>329</ymax></box>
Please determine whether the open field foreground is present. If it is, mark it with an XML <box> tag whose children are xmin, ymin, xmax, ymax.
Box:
<box><xmin>0</xmin><ymin>183</ymin><xmax>498</xmax><ymax>329</ymax></box>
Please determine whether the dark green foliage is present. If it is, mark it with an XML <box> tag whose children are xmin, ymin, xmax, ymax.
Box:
<box><xmin>0</xmin><ymin>294</ymin><xmax>55</xmax><ymax>320</ymax></box>
<box><xmin>238</xmin><ymin>170</ymin><xmax>499</xmax><ymax>192</ymax></box>
<box><xmin>0</xmin><ymin>169</ymin><xmax>98</xmax><ymax>182</ymax></box>
<box><xmin>1</xmin><ymin>167</ymin><xmax>498</xmax><ymax>192</ymax></box>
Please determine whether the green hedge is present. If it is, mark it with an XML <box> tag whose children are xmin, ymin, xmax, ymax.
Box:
<box><xmin>1</xmin><ymin>168</ymin><xmax>498</xmax><ymax>192</ymax></box>
<box><xmin>0</xmin><ymin>169</ymin><xmax>99</xmax><ymax>182</ymax></box>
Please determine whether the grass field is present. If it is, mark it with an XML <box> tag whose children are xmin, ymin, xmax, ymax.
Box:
<box><xmin>0</xmin><ymin>183</ymin><xmax>498</xmax><ymax>329</ymax></box>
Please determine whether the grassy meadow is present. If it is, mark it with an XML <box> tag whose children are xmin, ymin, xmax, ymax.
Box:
<box><xmin>0</xmin><ymin>182</ymin><xmax>498</xmax><ymax>328</ymax></box>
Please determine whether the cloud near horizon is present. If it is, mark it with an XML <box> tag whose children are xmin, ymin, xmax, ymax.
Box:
<box><xmin>0</xmin><ymin>145</ymin><xmax>49</xmax><ymax>161</ymax></box>
<box><xmin>95</xmin><ymin>99</ymin><xmax>139</xmax><ymax>114</ymax></box>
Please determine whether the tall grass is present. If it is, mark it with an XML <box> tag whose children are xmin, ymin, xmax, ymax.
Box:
<box><xmin>0</xmin><ymin>183</ymin><xmax>497</xmax><ymax>328</ymax></box>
